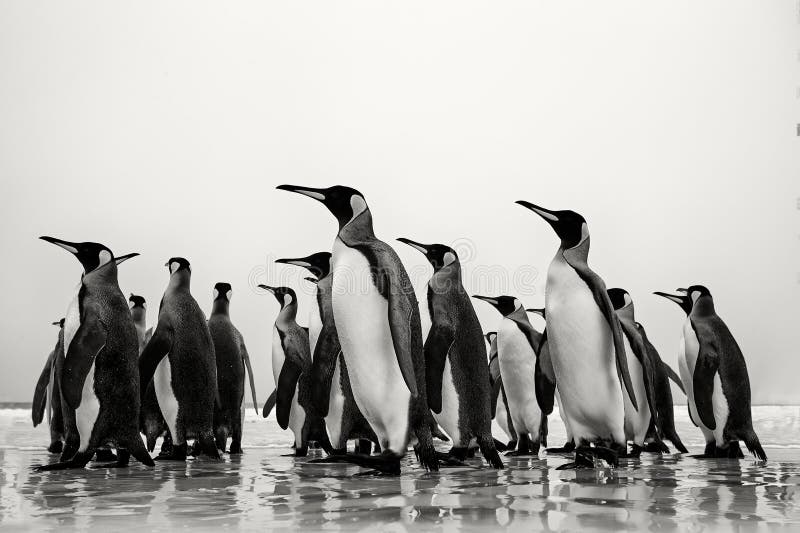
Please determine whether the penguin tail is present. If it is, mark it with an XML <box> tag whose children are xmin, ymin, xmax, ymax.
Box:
<box><xmin>742</xmin><ymin>430</ymin><xmax>767</xmax><ymax>462</ymax></box>
<box><xmin>477</xmin><ymin>435</ymin><xmax>504</xmax><ymax>469</ymax></box>
<box><xmin>663</xmin><ymin>428</ymin><xmax>689</xmax><ymax>454</ymax></box>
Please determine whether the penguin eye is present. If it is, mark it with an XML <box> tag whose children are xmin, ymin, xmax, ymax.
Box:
<box><xmin>98</xmin><ymin>249</ymin><xmax>112</xmax><ymax>267</ymax></box>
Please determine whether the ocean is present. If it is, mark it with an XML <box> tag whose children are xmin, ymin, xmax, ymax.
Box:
<box><xmin>1</xmin><ymin>405</ymin><xmax>798</xmax><ymax>531</ymax></box>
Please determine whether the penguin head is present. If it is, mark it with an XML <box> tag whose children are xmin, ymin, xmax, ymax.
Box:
<box><xmin>39</xmin><ymin>236</ymin><xmax>139</xmax><ymax>275</ymax></box>
<box><xmin>484</xmin><ymin>331</ymin><xmax>497</xmax><ymax>345</ymax></box>
<box><xmin>52</xmin><ymin>318</ymin><xmax>65</xmax><ymax>328</ymax></box>
<box><xmin>472</xmin><ymin>295</ymin><xmax>521</xmax><ymax>317</ymax></box>
<box><xmin>607</xmin><ymin>288</ymin><xmax>633</xmax><ymax>312</ymax></box>
<box><xmin>525</xmin><ymin>308</ymin><xmax>546</xmax><ymax>319</ymax></box>
<box><xmin>258</xmin><ymin>285</ymin><xmax>296</xmax><ymax>308</ymax></box>
<box><xmin>275</xmin><ymin>252</ymin><xmax>332</xmax><ymax>280</ymax></box>
<box><xmin>213</xmin><ymin>282</ymin><xmax>233</xmax><ymax>302</ymax></box>
<box><xmin>678</xmin><ymin>285</ymin><xmax>712</xmax><ymax>305</ymax></box>
<box><xmin>515</xmin><ymin>202</ymin><xmax>588</xmax><ymax>249</ymax></box>
<box><xmin>653</xmin><ymin>291</ymin><xmax>693</xmax><ymax>315</ymax></box>
<box><xmin>276</xmin><ymin>185</ymin><xmax>368</xmax><ymax>228</ymax></box>
<box><xmin>166</xmin><ymin>257</ymin><xmax>191</xmax><ymax>275</ymax></box>
<box><xmin>128</xmin><ymin>294</ymin><xmax>146</xmax><ymax>310</ymax></box>
<box><xmin>396</xmin><ymin>238</ymin><xmax>459</xmax><ymax>271</ymax></box>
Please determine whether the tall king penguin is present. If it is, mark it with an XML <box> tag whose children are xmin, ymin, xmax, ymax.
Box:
<box><xmin>277</xmin><ymin>185</ymin><xmax>439</xmax><ymax>474</ymax></box>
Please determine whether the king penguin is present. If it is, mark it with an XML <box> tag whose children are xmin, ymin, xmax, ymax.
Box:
<box><xmin>277</xmin><ymin>184</ymin><xmax>439</xmax><ymax>474</ymax></box>
<box><xmin>259</xmin><ymin>285</ymin><xmax>331</xmax><ymax>456</ymax></box>
<box><xmin>36</xmin><ymin>237</ymin><xmax>153</xmax><ymax>470</ymax></box>
<box><xmin>274</xmin><ymin>253</ymin><xmax>377</xmax><ymax>456</ymax></box>
<box><xmin>516</xmin><ymin>202</ymin><xmax>638</xmax><ymax>469</ymax></box>
<box><xmin>606</xmin><ymin>288</ymin><xmax>663</xmax><ymax>456</ymax></box>
<box><xmin>209</xmin><ymin>282</ymin><xmax>259</xmax><ymax>453</ymax></box>
<box><xmin>473</xmin><ymin>295</ymin><xmax>550</xmax><ymax>457</ymax></box>
<box><xmin>397</xmin><ymin>238</ymin><xmax>503</xmax><ymax>468</ymax></box>
<box><xmin>486</xmin><ymin>332</ymin><xmax>517</xmax><ymax>451</ymax></box>
<box><xmin>32</xmin><ymin>319</ymin><xmax>66</xmax><ymax>453</ymax></box>
<box><xmin>138</xmin><ymin>258</ymin><xmax>220</xmax><ymax>460</ymax></box>
<box><xmin>669</xmin><ymin>286</ymin><xmax>765</xmax><ymax>460</ymax></box>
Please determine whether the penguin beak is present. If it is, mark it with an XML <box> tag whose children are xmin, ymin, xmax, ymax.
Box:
<box><xmin>275</xmin><ymin>257</ymin><xmax>312</xmax><ymax>268</ymax></box>
<box><xmin>653</xmin><ymin>291</ymin><xmax>685</xmax><ymax>305</ymax></box>
<box><xmin>675</xmin><ymin>288</ymin><xmax>689</xmax><ymax>293</ymax></box>
<box><xmin>114</xmin><ymin>252</ymin><xmax>139</xmax><ymax>266</ymax></box>
<box><xmin>257</xmin><ymin>284</ymin><xmax>275</xmax><ymax>294</ymax></box>
<box><xmin>276</xmin><ymin>185</ymin><xmax>327</xmax><ymax>202</ymax></box>
<box><xmin>396</xmin><ymin>238</ymin><xmax>430</xmax><ymax>255</ymax></box>
<box><xmin>515</xmin><ymin>201</ymin><xmax>560</xmax><ymax>223</ymax></box>
<box><xmin>304</xmin><ymin>277</ymin><xmax>319</xmax><ymax>284</ymax></box>
<box><xmin>51</xmin><ymin>321</ymin><xmax>60</xmax><ymax>326</ymax></box>
<box><xmin>525</xmin><ymin>308</ymin><xmax>545</xmax><ymax>318</ymax></box>
<box><xmin>39</xmin><ymin>236</ymin><xmax>79</xmax><ymax>255</ymax></box>
<box><xmin>472</xmin><ymin>295</ymin><xmax>499</xmax><ymax>306</ymax></box>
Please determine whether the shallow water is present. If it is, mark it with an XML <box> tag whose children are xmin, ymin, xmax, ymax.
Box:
<box><xmin>1</xmin><ymin>406</ymin><xmax>799</xmax><ymax>531</ymax></box>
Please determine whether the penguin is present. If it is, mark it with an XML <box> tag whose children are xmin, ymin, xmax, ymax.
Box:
<box><xmin>485</xmin><ymin>332</ymin><xmax>517</xmax><ymax>451</ymax></box>
<box><xmin>209</xmin><ymin>282</ymin><xmax>259</xmax><ymax>454</ymax></box>
<box><xmin>138</xmin><ymin>258</ymin><xmax>220</xmax><ymax>461</ymax></box>
<box><xmin>36</xmin><ymin>237</ymin><xmax>153</xmax><ymax>470</ymax></box>
<box><xmin>636</xmin><ymin>321</ymin><xmax>688</xmax><ymax>453</ymax></box>
<box><xmin>606</xmin><ymin>288</ymin><xmax>662</xmax><ymax>456</ymax></box>
<box><xmin>673</xmin><ymin>286</ymin><xmax>765</xmax><ymax>460</ymax></box>
<box><xmin>397</xmin><ymin>238</ymin><xmax>503</xmax><ymax>468</ymax></box>
<box><xmin>128</xmin><ymin>294</ymin><xmax>170</xmax><ymax>453</ymax></box>
<box><xmin>525</xmin><ymin>308</ymin><xmax>575</xmax><ymax>454</ymax></box>
<box><xmin>274</xmin><ymin>253</ymin><xmax>378</xmax><ymax>456</ymax></box>
<box><xmin>277</xmin><ymin>184</ymin><xmax>439</xmax><ymax>474</ymax></box>
<box><xmin>32</xmin><ymin>319</ymin><xmax>66</xmax><ymax>453</ymax></box>
<box><xmin>258</xmin><ymin>285</ymin><xmax>331</xmax><ymax>456</ymax></box>
<box><xmin>473</xmin><ymin>295</ymin><xmax>550</xmax><ymax>457</ymax></box>
<box><xmin>516</xmin><ymin>202</ymin><xmax>638</xmax><ymax>469</ymax></box>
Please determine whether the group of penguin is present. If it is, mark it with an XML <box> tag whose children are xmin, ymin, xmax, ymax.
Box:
<box><xmin>30</xmin><ymin>185</ymin><xmax>767</xmax><ymax>475</ymax></box>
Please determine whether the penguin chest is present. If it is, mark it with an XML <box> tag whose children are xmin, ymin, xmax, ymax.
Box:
<box><xmin>325</xmin><ymin>355</ymin><xmax>347</xmax><ymax>445</ymax></box>
<box><xmin>545</xmin><ymin>257</ymin><xmax>623</xmax><ymax>438</ymax></box>
<box><xmin>307</xmin><ymin>297</ymin><xmax>322</xmax><ymax>360</ymax></box>
<box><xmin>331</xmin><ymin>238</ymin><xmax>410</xmax><ymax>446</ymax></box>
<box><xmin>621</xmin><ymin>335</ymin><xmax>650</xmax><ymax>443</ymax></box>
<box><xmin>497</xmin><ymin>319</ymin><xmax>540</xmax><ymax>435</ymax></box>
<box><xmin>433</xmin><ymin>355</ymin><xmax>462</xmax><ymax>444</ymax></box>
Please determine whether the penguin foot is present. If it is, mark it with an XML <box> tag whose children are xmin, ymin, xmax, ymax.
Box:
<box><xmin>355</xmin><ymin>440</ymin><xmax>373</xmax><ymax>455</ymax></box>
<box><xmin>35</xmin><ymin>451</ymin><xmax>93</xmax><ymax>471</ymax></box>
<box><xmin>546</xmin><ymin>441</ymin><xmax>576</xmax><ymax>455</ymax></box>
<box><xmin>493</xmin><ymin>439</ymin><xmax>509</xmax><ymax>452</ymax></box>
<box><xmin>504</xmin><ymin>450</ymin><xmax>538</xmax><ymax>457</ymax></box>
<box><xmin>433</xmin><ymin>452</ymin><xmax>467</xmax><ymax>468</ymax></box>
<box><xmin>47</xmin><ymin>441</ymin><xmax>64</xmax><ymax>454</ymax></box>
<box><xmin>555</xmin><ymin>449</ymin><xmax>595</xmax><ymax>470</ymax></box>
<box><xmin>94</xmin><ymin>449</ymin><xmax>117</xmax><ymax>462</ymax></box>
<box><xmin>643</xmin><ymin>441</ymin><xmax>671</xmax><ymax>454</ymax></box>
<box><xmin>155</xmin><ymin>443</ymin><xmax>187</xmax><ymax>461</ymax></box>
<box><xmin>309</xmin><ymin>452</ymin><xmax>402</xmax><ymax>475</ymax></box>
<box><xmin>228</xmin><ymin>444</ymin><xmax>243</xmax><ymax>455</ymax></box>
<box><xmin>618</xmin><ymin>444</ymin><xmax>643</xmax><ymax>459</ymax></box>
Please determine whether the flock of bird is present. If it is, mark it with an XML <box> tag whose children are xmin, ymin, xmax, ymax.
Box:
<box><xmin>30</xmin><ymin>184</ymin><xmax>766</xmax><ymax>474</ymax></box>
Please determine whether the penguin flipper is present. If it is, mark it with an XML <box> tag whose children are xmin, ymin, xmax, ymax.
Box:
<box><xmin>276</xmin><ymin>360</ymin><xmax>303</xmax><ymax>430</ymax></box>
<box><xmin>237</xmin><ymin>332</ymin><xmax>259</xmax><ymax>415</ymax></box>
<box><xmin>563</xmin><ymin>246</ymin><xmax>637</xmax><ymax>410</ymax></box>
<box><xmin>262</xmin><ymin>389</ymin><xmax>277</xmax><ymax>418</ymax></box>
<box><xmin>61</xmin><ymin>309</ymin><xmax>107</xmax><ymax>410</ymax></box>
<box><xmin>534</xmin><ymin>333</ymin><xmax>556</xmax><ymax>415</ymax></box>
<box><xmin>138</xmin><ymin>325</ymin><xmax>172</xmax><ymax>402</ymax></box>
<box><xmin>423</xmin><ymin>321</ymin><xmax>454</xmax><ymax>414</ymax></box>
<box><xmin>500</xmin><ymin>383</ymin><xmax>517</xmax><ymax>441</ymax></box>
<box><xmin>620</xmin><ymin>320</ymin><xmax>660</xmax><ymax>435</ymax></box>
<box><xmin>386</xmin><ymin>279</ymin><xmax>420</xmax><ymax>399</ymax></box>
<box><xmin>690</xmin><ymin>320</ymin><xmax>720</xmax><ymax>431</ymax></box>
<box><xmin>662</xmin><ymin>362</ymin><xmax>686</xmax><ymax>395</ymax></box>
<box><xmin>32</xmin><ymin>351</ymin><xmax>55</xmax><ymax>427</ymax></box>
<box><xmin>490</xmin><ymin>375</ymin><xmax>502</xmax><ymax>419</ymax></box>
<box><xmin>310</xmin><ymin>324</ymin><xmax>341</xmax><ymax>417</ymax></box>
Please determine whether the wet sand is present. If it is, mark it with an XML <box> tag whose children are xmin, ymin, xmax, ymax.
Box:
<box><xmin>1</xmin><ymin>407</ymin><xmax>799</xmax><ymax>531</ymax></box>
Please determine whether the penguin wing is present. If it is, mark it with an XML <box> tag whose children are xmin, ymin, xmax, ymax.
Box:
<box><xmin>534</xmin><ymin>332</ymin><xmax>556</xmax><ymax>415</ymax></box>
<box><xmin>500</xmin><ymin>383</ymin><xmax>517</xmax><ymax>441</ymax></box>
<box><xmin>32</xmin><ymin>350</ymin><xmax>55</xmax><ymax>427</ymax></box>
<box><xmin>236</xmin><ymin>330</ymin><xmax>259</xmax><ymax>415</ymax></box>
<box><xmin>690</xmin><ymin>317</ymin><xmax>722</xmax><ymax>430</ymax></box>
<box><xmin>310</xmin><ymin>323</ymin><xmax>341</xmax><ymax>417</ymax></box>
<box><xmin>262</xmin><ymin>388</ymin><xmax>277</xmax><ymax>418</ymax></box>
<box><xmin>509</xmin><ymin>315</ymin><xmax>543</xmax><ymax>353</ymax></box>
<box><xmin>138</xmin><ymin>323</ymin><xmax>173</xmax><ymax>403</ymax></box>
<box><xmin>563</xmin><ymin>247</ymin><xmax>638</xmax><ymax>410</ymax></box>
<box><xmin>61</xmin><ymin>306</ymin><xmax>107</xmax><ymax>410</ymax></box>
<box><xmin>490</xmin><ymin>373</ymin><xmax>502</xmax><ymax>419</ymax></box>
<box><xmin>619</xmin><ymin>320</ymin><xmax>660</xmax><ymax>435</ymax></box>
<box><xmin>662</xmin><ymin>362</ymin><xmax>685</xmax><ymax>395</ymax></box>
<box><xmin>424</xmin><ymin>320</ymin><xmax>454</xmax><ymax>414</ymax></box>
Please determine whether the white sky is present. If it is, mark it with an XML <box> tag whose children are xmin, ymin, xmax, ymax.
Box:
<box><xmin>0</xmin><ymin>1</ymin><xmax>798</xmax><ymax>403</ymax></box>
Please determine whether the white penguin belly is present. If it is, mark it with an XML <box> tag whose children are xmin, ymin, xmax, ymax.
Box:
<box><xmin>546</xmin><ymin>256</ymin><xmax>624</xmax><ymax>444</ymax></box>
<box><xmin>308</xmin><ymin>299</ymin><xmax>322</xmax><ymax>360</ymax></box>
<box><xmin>325</xmin><ymin>355</ymin><xmax>347</xmax><ymax>447</ymax></box>
<box><xmin>555</xmin><ymin>388</ymin><xmax>573</xmax><ymax>441</ymax></box>
<box><xmin>495</xmin><ymin>393</ymin><xmax>514</xmax><ymax>443</ymax></box>
<box><xmin>622</xmin><ymin>335</ymin><xmax>650</xmax><ymax>445</ymax></box>
<box><xmin>433</xmin><ymin>356</ymin><xmax>461</xmax><ymax>446</ymax></box>
<box><xmin>154</xmin><ymin>355</ymin><xmax>180</xmax><ymax>443</ymax></box>
<box><xmin>497</xmin><ymin>319</ymin><xmax>541</xmax><ymax>438</ymax></box>
<box><xmin>271</xmin><ymin>327</ymin><xmax>284</xmax><ymax>386</ymax></box>
<box><xmin>332</xmin><ymin>238</ymin><xmax>411</xmax><ymax>453</ymax></box>
<box><xmin>683</xmin><ymin>322</ymin><xmax>724</xmax><ymax>443</ymax></box>
<box><xmin>75</xmin><ymin>362</ymin><xmax>100</xmax><ymax>453</ymax></box>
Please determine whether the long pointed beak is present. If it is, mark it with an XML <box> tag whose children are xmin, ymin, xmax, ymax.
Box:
<box><xmin>653</xmin><ymin>291</ymin><xmax>685</xmax><ymax>305</ymax></box>
<box><xmin>396</xmin><ymin>238</ymin><xmax>430</xmax><ymax>255</ymax></box>
<box><xmin>257</xmin><ymin>284</ymin><xmax>275</xmax><ymax>294</ymax></box>
<box><xmin>114</xmin><ymin>252</ymin><xmax>139</xmax><ymax>266</ymax></box>
<box><xmin>39</xmin><ymin>236</ymin><xmax>79</xmax><ymax>254</ymax></box>
<box><xmin>676</xmin><ymin>288</ymin><xmax>688</xmax><ymax>293</ymax></box>
<box><xmin>515</xmin><ymin>201</ymin><xmax>560</xmax><ymax>223</ymax></box>
<box><xmin>472</xmin><ymin>295</ymin><xmax>499</xmax><ymax>306</ymax></box>
<box><xmin>525</xmin><ymin>308</ymin><xmax>545</xmax><ymax>318</ymax></box>
<box><xmin>275</xmin><ymin>257</ymin><xmax>312</xmax><ymax>268</ymax></box>
<box><xmin>51</xmin><ymin>321</ymin><xmax>60</xmax><ymax>326</ymax></box>
<box><xmin>276</xmin><ymin>184</ymin><xmax>327</xmax><ymax>202</ymax></box>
